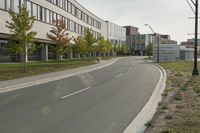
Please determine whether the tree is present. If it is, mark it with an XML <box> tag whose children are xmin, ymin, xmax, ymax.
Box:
<box><xmin>47</xmin><ymin>19</ymin><xmax>71</xmax><ymax>62</ymax></box>
<box><xmin>72</xmin><ymin>36</ymin><xmax>86</xmax><ymax>57</ymax></box>
<box><xmin>145</xmin><ymin>43</ymin><xmax>153</xmax><ymax>58</ymax></box>
<box><xmin>105</xmin><ymin>40</ymin><xmax>113</xmax><ymax>54</ymax></box>
<box><xmin>121</xmin><ymin>44</ymin><xmax>129</xmax><ymax>55</ymax></box>
<box><xmin>84</xmin><ymin>28</ymin><xmax>102</xmax><ymax>55</ymax></box>
<box><xmin>97</xmin><ymin>38</ymin><xmax>107</xmax><ymax>55</ymax></box>
<box><xmin>6</xmin><ymin>5</ymin><xmax>37</xmax><ymax>71</ymax></box>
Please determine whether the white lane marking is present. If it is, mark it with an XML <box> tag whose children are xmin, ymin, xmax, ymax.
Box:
<box><xmin>115</xmin><ymin>73</ymin><xmax>123</xmax><ymax>78</ymax></box>
<box><xmin>61</xmin><ymin>87</ymin><xmax>91</xmax><ymax>99</ymax></box>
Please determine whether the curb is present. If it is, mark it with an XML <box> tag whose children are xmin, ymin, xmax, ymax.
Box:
<box><xmin>123</xmin><ymin>62</ymin><xmax>167</xmax><ymax>133</ymax></box>
<box><xmin>0</xmin><ymin>58</ymin><xmax>121</xmax><ymax>94</ymax></box>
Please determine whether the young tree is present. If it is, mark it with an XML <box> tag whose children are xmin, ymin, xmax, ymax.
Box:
<box><xmin>6</xmin><ymin>5</ymin><xmax>37</xmax><ymax>71</ymax></box>
<box><xmin>72</xmin><ymin>36</ymin><xmax>86</xmax><ymax>57</ymax></box>
<box><xmin>84</xmin><ymin>28</ymin><xmax>102</xmax><ymax>56</ymax></box>
<box><xmin>121</xmin><ymin>44</ymin><xmax>129</xmax><ymax>55</ymax></box>
<box><xmin>47</xmin><ymin>19</ymin><xmax>71</xmax><ymax>62</ymax></box>
<box><xmin>105</xmin><ymin>40</ymin><xmax>113</xmax><ymax>54</ymax></box>
<box><xmin>97</xmin><ymin>38</ymin><xmax>107</xmax><ymax>56</ymax></box>
<box><xmin>145</xmin><ymin>43</ymin><xmax>153</xmax><ymax>58</ymax></box>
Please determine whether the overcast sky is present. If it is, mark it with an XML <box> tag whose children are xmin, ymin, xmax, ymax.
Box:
<box><xmin>76</xmin><ymin>0</ymin><xmax>196</xmax><ymax>43</ymax></box>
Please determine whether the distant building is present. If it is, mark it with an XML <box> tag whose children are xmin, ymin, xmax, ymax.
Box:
<box><xmin>106</xmin><ymin>21</ymin><xmax>126</xmax><ymax>45</ymax></box>
<box><xmin>124</xmin><ymin>26</ymin><xmax>139</xmax><ymax>35</ymax></box>
<box><xmin>181</xmin><ymin>38</ymin><xmax>200</xmax><ymax>48</ymax></box>
<box><xmin>180</xmin><ymin>46</ymin><xmax>194</xmax><ymax>61</ymax></box>
<box><xmin>126</xmin><ymin>34</ymin><xmax>155</xmax><ymax>55</ymax></box>
<box><xmin>153</xmin><ymin>44</ymin><xmax>180</xmax><ymax>62</ymax></box>
<box><xmin>126</xmin><ymin>33</ymin><xmax>177</xmax><ymax>56</ymax></box>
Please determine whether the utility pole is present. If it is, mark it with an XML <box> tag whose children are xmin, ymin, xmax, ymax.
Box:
<box><xmin>192</xmin><ymin>0</ymin><xmax>199</xmax><ymax>75</ymax></box>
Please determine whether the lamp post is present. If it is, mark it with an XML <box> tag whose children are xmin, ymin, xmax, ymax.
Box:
<box><xmin>192</xmin><ymin>0</ymin><xmax>199</xmax><ymax>75</ymax></box>
<box><xmin>145</xmin><ymin>24</ymin><xmax>160</xmax><ymax>62</ymax></box>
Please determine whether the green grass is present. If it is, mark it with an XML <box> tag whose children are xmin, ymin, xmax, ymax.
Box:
<box><xmin>147</xmin><ymin>61</ymin><xmax>200</xmax><ymax>132</ymax></box>
<box><xmin>0</xmin><ymin>57</ymin><xmax>113</xmax><ymax>81</ymax></box>
<box><xmin>158</xmin><ymin>61</ymin><xmax>200</xmax><ymax>73</ymax></box>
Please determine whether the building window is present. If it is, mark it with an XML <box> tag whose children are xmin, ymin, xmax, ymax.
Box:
<box><xmin>71</xmin><ymin>4</ymin><xmax>75</xmax><ymax>16</ymax></box>
<box><xmin>32</xmin><ymin>3</ymin><xmax>37</xmax><ymax>17</ymax></box>
<box><xmin>42</xmin><ymin>8</ymin><xmax>46</xmax><ymax>22</ymax></box>
<box><xmin>64</xmin><ymin>0</ymin><xmax>67</xmax><ymax>11</ymax></box>
<box><xmin>0</xmin><ymin>0</ymin><xmax>5</xmax><ymax>10</ymax></box>
<box><xmin>68</xmin><ymin>1</ymin><xmax>71</xmax><ymax>13</ymax></box>
<box><xmin>26</xmin><ymin>1</ymin><xmax>32</xmax><ymax>17</ymax></box>
<box><xmin>6</xmin><ymin>0</ymin><xmax>11</xmax><ymax>10</ymax></box>
<box><xmin>46</xmin><ymin>9</ymin><xmax>50</xmax><ymax>23</ymax></box>
<box><xmin>49</xmin><ymin>10</ymin><xmax>53</xmax><ymax>24</ymax></box>
<box><xmin>37</xmin><ymin>6</ymin><xmax>43</xmax><ymax>21</ymax></box>
<box><xmin>13</xmin><ymin>0</ymin><xmax>19</xmax><ymax>13</ymax></box>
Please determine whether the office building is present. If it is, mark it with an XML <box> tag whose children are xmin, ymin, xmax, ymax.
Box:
<box><xmin>0</xmin><ymin>0</ymin><xmax>108</xmax><ymax>62</ymax></box>
<box><xmin>106</xmin><ymin>21</ymin><xmax>126</xmax><ymax>45</ymax></box>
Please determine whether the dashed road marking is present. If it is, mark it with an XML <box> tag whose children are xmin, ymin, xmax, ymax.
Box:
<box><xmin>61</xmin><ymin>87</ymin><xmax>91</xmax><ymax>99</ymax></box>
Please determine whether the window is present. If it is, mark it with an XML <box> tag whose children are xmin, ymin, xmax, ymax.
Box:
<box><xmin>75</xmin><ymin>23</ymin><xmax>78</xmax><ymax>33</ymax></box>
<box><xmin>68</xmin><ymin>1</ymin><xmax>71</xmax><ymax>13</ymax></box>
<box><xmin>0</xmin><ymin>0</ymin><xmax>5</xmax><ymax>9</ymax></box>
<box><xmin>64</xmin><ymin>0</ymin><xmax>67</xmax><ymax>11</ymax></box>
<box><xmin>88</xmin><ymin>17</ymin><xmax>91</xmax><ymax>25</ymax></box>
<box><xmin>71</xmin><ymin>4</ymin><xmax>75</xmax><ymax>15</ymax></box>
<box><xmin>32</xmin><ymin>3</ymin><xmax>37</xmax><ymax>17</ymax></box>
<box><xmin>13</xmin><ymin>0</ymin><xmax>19</xmax><ymax>13</ymax></box>
<box><xmin>76</xmin><ymin>9</ymin><xmax>81</xmax><ymax>19</ymax></box>
<box><xmin>60</xmin><ymin>0</ymin><xmax>63</xmax><ymax>8</ymax></box>
<box><xmin>53</xmin><ymin>12</ymin><xmax>57</xmax><ymax>21</ymax></box>
<box><xmin>46</xmin><ymin>9</ymin><xmax>50</xmax><ymax>23</ymax></box>
<box><xmin>84</xmin><ymin>14</ymin><xmax>88</xmax><ymax>23</ymax></box>
<box><xmin>42</xmin><ymin>8</ymin><xmax>46</xmax><ymax>22</ymax></box>
<box><xmin>49</xmin><ymin>11</ymin><xmax>53</xmax><ymax>24</ymax></box>
<box><xmin>26</xmin><ymin>1</ymin><xmax>32</xmax><ymax>17</ymax></box>
<box><xmin>6</xmin><ymin>0</ymin><xmax>11</xmax><ymax>10</ymax></box>
<box><xmin>37</xmin><ymin>6</ymin><xmax>43</xmax><ymax>21</ymax></box>
<box><xmin>70</xmin><ymin>20</ymin><xmax>75</xmax><ymax>31</ymax></box>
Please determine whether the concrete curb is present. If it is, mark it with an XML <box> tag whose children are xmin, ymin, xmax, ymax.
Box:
<box><xmin>0</xmin><ymin>58</ymin><xmax>121</xmax><ymax>94</ymax></box>
<box><xmin>123</xmin><ymin>62</ymin><xmax>167</xmax><ymax>133</ymax></box>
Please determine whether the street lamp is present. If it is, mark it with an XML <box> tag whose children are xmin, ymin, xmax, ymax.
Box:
<box><xmin>186</xmin><ymin>0</ymin><xmax>199</xmax><ymax>75</ymax></box>
<box><xmin>193</xmin><ymin>0</ymin><xmax>199</xmax><ymax>75</ymax></box>
<box><xmin>145</xmin><ymin>24</ymin><xmax>160</xmax><ymax>62</ymax></box>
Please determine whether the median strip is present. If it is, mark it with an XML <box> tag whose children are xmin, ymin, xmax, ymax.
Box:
<box><xmin>61</xmin><ymin>87</ymin><xmax>92</xmax><ymax>99</ymax></box>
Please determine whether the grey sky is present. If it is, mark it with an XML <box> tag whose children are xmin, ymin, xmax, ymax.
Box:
<box><xmin>76</xmin><ymin>0</ymin><xmax>196</xmax><ymax>43</ymax></box>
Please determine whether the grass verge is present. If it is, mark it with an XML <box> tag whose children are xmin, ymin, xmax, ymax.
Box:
<box><xmin>145</xmin><ymin>61</ymin><xmax>200</xmax><ymax>133</ymax></box>
<box><xmin>0</xmin><ymin>57</ymin><xmax>113</xmax><ymax>81</ymax></box>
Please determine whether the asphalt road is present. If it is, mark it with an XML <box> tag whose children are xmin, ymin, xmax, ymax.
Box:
<box><xmin>0</xmin><ymin>57</ymin><xmax>160</xmax><ymax>133</ymax></box>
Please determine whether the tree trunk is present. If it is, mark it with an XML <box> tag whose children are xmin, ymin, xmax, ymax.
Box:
<box><xmin>23</xmin><ymin>43</ymin><xmax>27</xmax><ymax>72</ymax></box>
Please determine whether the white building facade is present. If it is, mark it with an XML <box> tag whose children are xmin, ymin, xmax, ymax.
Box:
<box><xmin>0</xmin><ymin>0</ymin><xmax>108</xmax><ymax>62</ymax></box>
<box><xmin>106</xmin><ymin>21</ymin><xmax>126</xmax><ymax>46</ymax></box>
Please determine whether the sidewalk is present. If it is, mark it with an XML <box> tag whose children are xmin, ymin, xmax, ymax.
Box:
<box><xmin>0</xmin><ymin>58</ymin><xmax>121</xmax><ymax>93</ymax></box>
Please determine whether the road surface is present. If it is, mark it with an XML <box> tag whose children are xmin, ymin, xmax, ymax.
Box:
<box><xmin>0</xmin><ymin>57</ymin><xmax>160</xmax><ymax>133</ymax></box>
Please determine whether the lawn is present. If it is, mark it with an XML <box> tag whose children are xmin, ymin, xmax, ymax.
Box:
<box><xmin>0</xmin><ymin>57</ymin><xmax>113</xmax><ymax>81</ymax></box>
<box><xmin>145</xmin><ymin>61</ymin><xmax>200</xmax><ymax>133</ymax></box>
